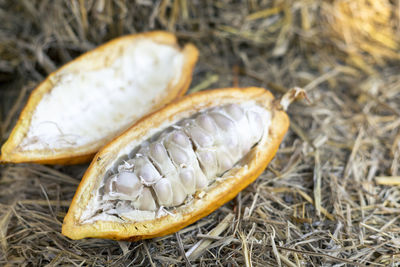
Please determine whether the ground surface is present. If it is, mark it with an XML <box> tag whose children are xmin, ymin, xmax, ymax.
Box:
<box><xmin>0</xmin><ymin>1</ymin><xmax>399</xmax><ymax>266</ymax></box>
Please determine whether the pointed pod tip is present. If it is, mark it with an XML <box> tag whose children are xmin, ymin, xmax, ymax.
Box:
<box><xmin>0</xmin><ymin>153</ymin><xmax>9</xmax><ymax>164</ymax></box>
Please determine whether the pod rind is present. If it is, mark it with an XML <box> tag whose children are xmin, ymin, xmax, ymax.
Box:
<box><xmin>62</xmin><ymin>87</ymin><xmax>289</xmax><ymax>240</ymax></box>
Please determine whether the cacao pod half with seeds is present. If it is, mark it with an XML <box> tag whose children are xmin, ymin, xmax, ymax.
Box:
<box><xmin>62</xmin><ymin>87</ymin><xmax>305</xmax><ymax>240</ymax></box>
<box><xmin>0</xmin><ymin>31</ymin><xmax>198</xmax><ymax>164</ymax></box>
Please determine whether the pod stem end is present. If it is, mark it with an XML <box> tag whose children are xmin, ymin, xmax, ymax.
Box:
<box><xmin>279</xmin><ymin>87</ymin><xmax>308</xmax><ymax>111</ymax></box>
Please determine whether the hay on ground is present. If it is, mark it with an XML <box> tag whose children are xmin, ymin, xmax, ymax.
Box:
<box><xmin>0</xmin><ymin>1</ymin><xmax>399</xmax><ymax>266</ymax></box>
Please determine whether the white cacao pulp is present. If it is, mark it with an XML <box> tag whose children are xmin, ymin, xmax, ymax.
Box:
<box><xmin>85</xmin><ymin>102</ymin><xmax>271</xmax><ymax>222</ymax></box>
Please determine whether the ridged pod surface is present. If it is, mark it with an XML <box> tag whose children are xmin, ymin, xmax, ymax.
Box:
<box><xmin>62</xmin><ymin>87</ymin><xmax>301</xmax><ymax>240</ymax></box>
<box><xmin>0</xmin><ymin>31</ymin><xmax>198</xmax><ymax>164</ymax></box>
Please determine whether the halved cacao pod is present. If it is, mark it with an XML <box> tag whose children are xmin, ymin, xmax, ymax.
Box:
<box><xmin>62</xmin><ymin>87</ymin><xmax>304</xmax><ymax>240</ymax></box>
<box><xmin>0</xmin><ymin>31</ymin><xmax>198</xmax><ymax>164</ymax></box>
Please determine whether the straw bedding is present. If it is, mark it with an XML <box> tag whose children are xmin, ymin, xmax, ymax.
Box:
<box><xmin>0</xmin><ymin>1</ymin><xmax>399</xmax><ymax>266</ymax></box>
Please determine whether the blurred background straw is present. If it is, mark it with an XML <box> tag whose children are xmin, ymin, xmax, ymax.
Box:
<box><xmin>1</xmin><ymin>0</ymin><xmax>399</xmax><ymax>266</ymax></box>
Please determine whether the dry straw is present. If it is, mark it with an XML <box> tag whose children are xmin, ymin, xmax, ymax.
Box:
<box><xmin>0</xmin><ymin>0</ymin><xmax>399</xmax><ymax>266</ymax></box>
<box><xmin>320</xmin><ymin>0</ymin><xmax>400</xmax><ymax>74</ymax></box>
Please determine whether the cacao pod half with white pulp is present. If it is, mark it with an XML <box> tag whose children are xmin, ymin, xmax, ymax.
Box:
<box><xmin>62</xmin><ymin>87</ymin><xmax>304</xmax><ymax>240</ymax></box>
<box><xmin>0</xmin><ymin>31</ymin><xmax>198</xmax><ymax>164</ymax></box>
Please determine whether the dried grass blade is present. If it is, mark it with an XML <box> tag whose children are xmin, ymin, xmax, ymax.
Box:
<box><xmin>375</xmin><ymin>176</ymin><xmax>400</xmax><ymax>186</ymax></box>
<box><xmin>313</xmin><ymin>150</ymin><xmax>321</xmax><ymax>217</ymax></box>
<box><xmin>186</xmin><ymin>213</ymin><xmax>234</xmax><ymax>261</ymax></box>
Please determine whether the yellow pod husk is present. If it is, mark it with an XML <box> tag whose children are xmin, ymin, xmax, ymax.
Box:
<box><xmin>0</xmin><ymin>31</ymin><xmax>198</xmax><ymax>164</ymax></box>
<box><xmin>62</xmin><ymin>87</ymin><xmax>303</xmax><ymax>241</ymax></box>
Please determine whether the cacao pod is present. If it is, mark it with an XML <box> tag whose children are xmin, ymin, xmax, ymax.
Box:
<box><xmin>0</xmin><ymin>31</ymin><xmax>198</xmax><ymax>164</ymax></box>
<box><xmin>62</xmin><ymin>87</ymin><xmax>304</xmax><ymax>240</ymax></box>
